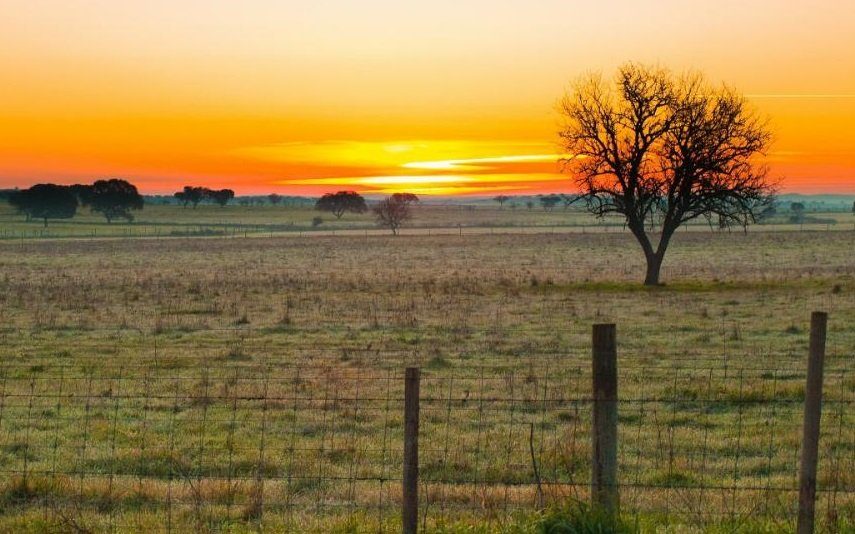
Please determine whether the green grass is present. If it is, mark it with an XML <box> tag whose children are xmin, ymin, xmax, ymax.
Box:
<box><xmin>0</xmin><ymin>212</ymin><xmax>852</xmax><ymax>531</ymax></box>
<box><xmin>1</xmin><ymin>203</ymin><xmax>853</xmax><ymax>240</ymax></box>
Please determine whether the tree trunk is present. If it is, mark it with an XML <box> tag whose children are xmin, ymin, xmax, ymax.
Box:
<box><xmin>643</xmin><ymin>252</ymin><xmax>663</xmax><ymax>286</ymax></box>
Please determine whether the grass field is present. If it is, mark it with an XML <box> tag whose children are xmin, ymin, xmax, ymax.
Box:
<box><xmin>0</xmin><ymin>209</ymin><xmax>852</xmax><ymax>532</ymax></box>
<box><xmin>1</xmin><ymin>203</ymin><xmax>853</xmax><ymax>240</ymax></box>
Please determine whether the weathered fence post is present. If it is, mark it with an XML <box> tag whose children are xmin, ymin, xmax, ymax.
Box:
<box><xmin>797</xmin><ymin>311</ymin><xmax>827</xmax><ymax>534</ymax></box>
<box><xmin>403</xmin><ymin>367</ymin><xmax>420</xmax><ymax>534</ymax></box>
<box><xmin>592</xmin><ymin>323</ymin><xmax>619</xmax><ymax>516</ymax></box>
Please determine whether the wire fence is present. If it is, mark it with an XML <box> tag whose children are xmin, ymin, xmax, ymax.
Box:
<box><xmin>0</xmin><ymin>326</ymin><xmax>851</xmax><ymax>532</ymax></box>
<box><xmin>1</xmin><ymin>218</ymin><xmax>853</xmax><ymax>243</ymax></box>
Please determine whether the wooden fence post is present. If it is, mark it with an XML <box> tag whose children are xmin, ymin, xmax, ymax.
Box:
<box><xmin>797</xmin><ymin>311</ymin><xmax>828</xmax><ymax>534</ymax></box>
<box><xmin>592</xmin><ymin>323</ymin><xmax>619</xmax><ymax>516</ymax></box>
<box><xmin>403</xmin><ymin>367</ymin><xmax>420</xmax><ymax>534</ymax></box>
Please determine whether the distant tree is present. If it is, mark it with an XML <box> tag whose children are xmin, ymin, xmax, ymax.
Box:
<box><xmin>7</xmin><ymin>189</ymin><xmax>32</xmax><ymax>220</ymax></box>
<box><xmin>790</xmin><ymin>202</ymin><xmax>805</xmax><ymax>223</ymax></box>
<box><xmin>539</xmin><ymin>194</ymin><xmax>561</xmax><ymax>211</ymax></box>
<box><xmin>315</xmin><ymin>191</ymin><xmax>368</xmax><ymax>219</ymax></box>
<box><xmin>558</xmin><ymin>63</ymin><xmax>774</xmax><ymax>285</ymax></box>
<box><xmin>210</xmin><ymin>189</ymin><xmax>235</xmax><ymax>207</ymax></box>
<box><xmin>391</xmin><ymin>192</ymin><xmax>419</xmax><ymax>205</ymax></box>
<box><xmin>493</xmin><ymin>195</ymin><xmax>510</xmax><ymax>208</ymax></box>
<box><xmin>10</xmin><ymin>184</ymin><xmax>78</xmax><ymax>227</ymax></box>
<box><xmin>86</xmin><ymin>179</ymin><xmax>144</xmax><ymax>223</ymax></box>
<box><xmin>268</xmin><ymin>193</ymin><xmax>282</xmax><ymax>206</ymax></box>
<box><xmin>174</xmin><ymin>186</ymin><xmax>207</xmax><ymax>208</ymax></box>
<box><xmin>373</xmin><ymin>193</ymin><xmax>416</xmax><ymax>235</ymax></box>
<box><xmin>560</xmin><ymin>193</ymin><xmax>579</xmax><ymax>210</ymax></box>
<box><xmin>525</xmin><ymin>200</ymin><xmax>535</xmax><ymax>211</ymax></box>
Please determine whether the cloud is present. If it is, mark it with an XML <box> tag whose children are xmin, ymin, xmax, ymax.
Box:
<box><xmin>241</xmin><ymin>139</ymin><xmax>569</xmax><ymax>194</ymax></box>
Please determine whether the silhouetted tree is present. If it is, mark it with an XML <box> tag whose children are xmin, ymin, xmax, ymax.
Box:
<box><xmin>373</xmin><ymin>193</ymin><xmax>417</xmax><ymax>235</ymax></box>
<box><xmin>391</xmin><ymin>192</ymin><xmax>419</xmax><ymax>205</ymax></box>
<box><xmin>69</xmin><ymin>184</ymin><xmax>95</xmax><ymax>205</ymax></box>
<box><xmin>539</xmin><ymin>194</ymin><xmax>561</xmax><ymax>211</ymax></box>
<box><xmin>85</xmin><ymin>179</ymin><xmax>144</xmax><ymax>223</ymax></box>
<box><xmin>10</xmin><ymin>184</ymin><xmax>78</xmax><ymax>227</ymax></box>
<box><xmin>174</xmin><ymin>186</ymin><xmax>207</xmax><ymax>208</ymax></box>
<box><xmin>7</xmin><ymin>189</ymin><xmax>31</xmax><ymax>220</ymax></box>
<box><xmin>559</xmin><ymin>63</ymin><xmax>774</xmax><ymax>285</ymax></box>
<box><xmin>268</xmin><ymin>193</ymin><xmax>282</xmax><ymax>205</ymax></box>
<box><xmin>209</xmin><ymin>189</ymin><xmax>235</xmax><ymax>207</ymax></box>
<box><xmin>315</xmin><ymin>191</ymin><xmax>368</xmax><ymax>219</ymax></box>
<box><xmin>493</xmin><ymin>195</ymin><xmax>510</xmax><ymax>208</ymax></box>
<box><xmin>525</xmin><ymin>200</ymin><xmax>534</xmax><ymax>211</ymax></box>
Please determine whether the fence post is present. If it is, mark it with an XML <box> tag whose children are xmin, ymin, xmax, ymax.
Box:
<box><xmin>591</xmin><ymin>323</ymin><xmax>619</xmax><ymax>516</ymax></box>
<box><xmin>403</xmin><ymin>367</ymin><xmax>420</xmax><ymax>534</ymax></box>
<box><xmin>797</xmin><ymin>311</ymin><xmax>828</xmax><ymax>534</ymax></box>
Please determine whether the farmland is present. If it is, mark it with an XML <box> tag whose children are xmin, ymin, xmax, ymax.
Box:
<box><xmin>0</xmin><ymin>205</ymin><xmax>852</xmax><ymax>532</ymax></box>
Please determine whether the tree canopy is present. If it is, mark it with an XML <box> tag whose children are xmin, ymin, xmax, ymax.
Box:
<box><xmin>315</xmin><ymin>191</ymin><xmax>368</xmax><ymax>219</ymax></box>
<box><xmin>538</xmin><ymin>194</ymin><xmax>561</xmax><ymax>211</ymax></box>
<box><xmin>493</xmin><ymin>195</ymin><xmax>511</xmax><ymax>208</ymax></box>
<box><xmin>174</xmin><ymin>186</ymin><xmax>208</xmax><ymax>208</ymax></box>
<box><xmin>84</xmin><ymin>179</ymin><xmax>144</xmax><ymax>223</ymax></box>
<box><xmin>559</xmin><ymin>63</ymin><xmax>775</xmax><ymax>285</ymax></box>
<box><xmin>209</xmin><ymin>189</ymin><xmax>235</xmax><ymax>207</ymax></box>
<box><xmin>9</xmin><ymin>184</ymin><xmax>78</xmax><ymax>227</ymax></box>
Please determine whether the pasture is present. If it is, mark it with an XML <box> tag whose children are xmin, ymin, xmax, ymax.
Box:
<box><xmin>0</xmin><ymin>207</ymin><xmax>852</xmax><ymax>532</ymax></box>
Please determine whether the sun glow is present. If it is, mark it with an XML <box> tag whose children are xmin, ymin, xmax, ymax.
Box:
<box><xmin>247</xmin><ymin>140</ymin><xmax>571</xmax><ymax>195</ymax></box>
<box><xmin>0</xmin><ymin>1</ymin><xmax>853</xmax><ymax>194</ymax></box>
<box><xmin>403</xmin><ymin>154</ymin><xmax>563</xmax><ymax>171</ymax></box>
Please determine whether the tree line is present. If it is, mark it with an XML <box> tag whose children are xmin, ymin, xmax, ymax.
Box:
<box><xmin>6</xmin><ymin>179</ymin><xmax>143</xmax><ymax>226</ymax></box>
<box><xmin>174</xmin><ymin>186</ymin><xmax>235</xmax><ymax>207</ymax></box>
<box><xmin>2</xmin><ymin>182</ymin><xmax>419</xmax><ymax>234</ymax></box>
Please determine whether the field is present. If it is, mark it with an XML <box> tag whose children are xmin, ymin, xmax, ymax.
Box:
<box><xmin>1</xmin><ymin>202</ymin><xmax>853</xmax><ymax>240</ymax></box>
<box><xmin>0</xmin><ymin>205</ymin><xmax>853</xmax><ymax>532</ymax></box>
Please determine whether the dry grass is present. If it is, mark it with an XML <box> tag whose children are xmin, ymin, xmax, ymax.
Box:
<box><xmin>0</xmin><ymin>225</ymin><xmax>852</xmax><ymax>532</ymax></box>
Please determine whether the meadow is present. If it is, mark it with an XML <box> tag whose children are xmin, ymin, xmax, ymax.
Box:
<box><xmin>1</xmin><ymin>202</ymin><xmax>852</xmax><ymax>240</ymax></box>
<box><xmin>0</xmin><ymin>205</ymin><xmax>852</xmax><ymax>532</ymax></box>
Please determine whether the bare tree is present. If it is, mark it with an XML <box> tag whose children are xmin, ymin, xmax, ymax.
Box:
<box><xmin>558</xmin><ymin>63</ymin><xmax>775</xmax><ymax>285</ymax></box>
<box><xmin>493</xmin><ymin>195</ymin><xmax>510</xmax><ymax>209</ymax></box>
<box><xmin>373</xmin><ymin>193</ymin><xmax>417</xmax><ymax>235</ymax></box>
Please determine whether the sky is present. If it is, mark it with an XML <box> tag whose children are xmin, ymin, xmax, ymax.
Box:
<box><xmin>1</xmin><ymin>0</ymin><xmax>854</xmax><ymax>196</ymax></box>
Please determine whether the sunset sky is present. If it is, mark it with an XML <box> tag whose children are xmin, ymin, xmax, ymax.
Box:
<box><xmin>1</xmin><ymin>1</ymin><xmax>853</xmax><ymax>195</ymax></box>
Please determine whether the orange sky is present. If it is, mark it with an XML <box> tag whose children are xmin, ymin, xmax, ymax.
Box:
<box><xmin>1</xmin><ymin>1</ymin><xmax>853</xmax><ymax>195</ymax></box>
